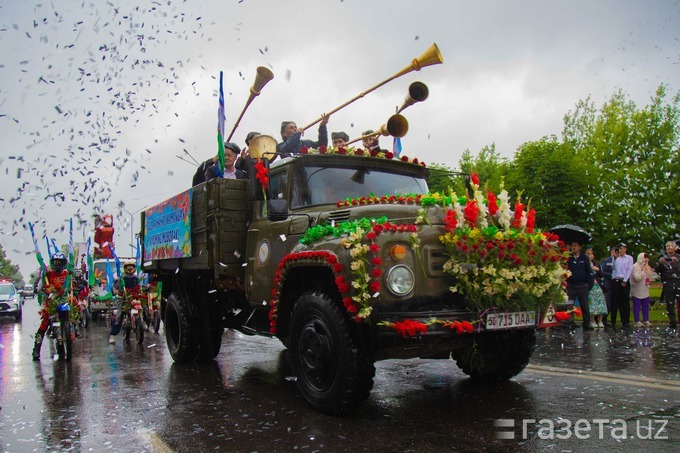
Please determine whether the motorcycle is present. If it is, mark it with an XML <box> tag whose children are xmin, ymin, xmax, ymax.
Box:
<box><xmin>49</xmin><ymin>301</ymin><xmax>73</xmax><ymax>361</ymax></box>
<box><xmin>121</xmin><ymin>297</ymin><xmax>145</xmax><ymax>344</ymax></box>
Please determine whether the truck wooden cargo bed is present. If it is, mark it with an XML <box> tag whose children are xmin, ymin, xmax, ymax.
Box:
<box><xmin>141</xmin><ymin>178</ymin><xmax>251</xmax><ymax>280</ymax></box>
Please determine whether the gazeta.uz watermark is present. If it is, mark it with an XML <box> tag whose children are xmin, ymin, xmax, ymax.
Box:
<box><xmin>494</xmin><ymin>418</ymin><xmax>669</xmax><ymax>440</ymax></box>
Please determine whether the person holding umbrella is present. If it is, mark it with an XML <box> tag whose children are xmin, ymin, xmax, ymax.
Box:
<box><xmin>566</xmin><ymin>240</ymin><xmax>595</xmax><ymax>330</ymax></box>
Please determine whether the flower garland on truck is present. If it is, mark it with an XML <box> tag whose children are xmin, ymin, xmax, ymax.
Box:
<box><xmin>266</xmin><ymin>154</ymin><xmax>569</xmax><ymax>337</ymax></box>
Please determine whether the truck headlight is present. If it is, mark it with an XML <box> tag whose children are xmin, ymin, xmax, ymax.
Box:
<box><xmin>385</xmin><ymin>265</ymin><xmax>414</xmax><ymax>296</ymax></box>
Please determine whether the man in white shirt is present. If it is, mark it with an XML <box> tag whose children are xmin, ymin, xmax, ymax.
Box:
<box><xmin>610</xmin><ymin>243</ymin><xmax>634</xmax><ymax>330</ymax></box>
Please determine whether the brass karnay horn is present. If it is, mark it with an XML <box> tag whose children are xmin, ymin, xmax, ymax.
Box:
<box><xmin>345</xmin><ymin>114</ymin><xmax>409</xmax><ymax>146</ymax></box>
<box><xmin>397</xmin><ymin>81</ymin><xmax>429</xmax><ymax>114</ymax></box>
<box><xmin>226</xmin><ymin>66</ymin><xmax>275</xmax><ymax>142</ymax></box>
<box><xmin>301</xmin><ymin>43</ymin><xmax>442</xmax><ymax>131</ymax></box>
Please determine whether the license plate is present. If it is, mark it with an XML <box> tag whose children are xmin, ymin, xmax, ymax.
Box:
<box><xmin>486</xmin><ymin>311</ymin><xmax>536</xmax><ymax>330</ymax></box>
<box><xmin>131</xmin><ymin>308</ymin><xmax>139</xmax><ymax>315</ymax></box>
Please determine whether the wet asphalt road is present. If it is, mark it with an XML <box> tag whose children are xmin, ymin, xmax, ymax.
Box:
<box><xmin>1</xmin><ymin>303</ymin><xmax>679</xmax><ymax>452</ymax></box>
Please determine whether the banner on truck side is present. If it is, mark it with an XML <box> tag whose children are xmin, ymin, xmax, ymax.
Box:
<box><xmin>143</xmin><ymin>189</ymin><xmax>192</xmax><ymax>260</ymax></box>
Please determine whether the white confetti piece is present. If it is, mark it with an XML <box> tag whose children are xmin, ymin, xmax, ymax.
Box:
<box><xmin>147</xmin><ymin>343</ymin><xmax>156</xmax><ymax>348</ymax></box>
<box><xmin>233</xmin><ymin>250</ymin><xmax>241</xmax><ymax>258</ymax></box>
<box><xmin>279</xmin><ymin>234</ymin><xmax>287</xmax><ymax>242</ymax></box>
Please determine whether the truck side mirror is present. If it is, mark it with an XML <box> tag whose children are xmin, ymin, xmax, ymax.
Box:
<box><xmin>267</xmin><ymin>199</ymin><xmax>288</xmax><ymax>221</ymax></box>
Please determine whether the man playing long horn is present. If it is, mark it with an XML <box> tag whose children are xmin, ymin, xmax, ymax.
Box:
<box><xmin>276</xmin><ymin>113</ymin><xmax>330</xmax><ymax>157</ymax></box>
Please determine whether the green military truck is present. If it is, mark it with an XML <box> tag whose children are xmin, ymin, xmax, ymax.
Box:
<box><xmin>141</xmin><ymin>150</ymin><xmax>566</xmax><ymax>414</ymax></box>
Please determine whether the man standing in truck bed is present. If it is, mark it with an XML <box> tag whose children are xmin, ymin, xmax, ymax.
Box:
<box><xmin>276</xmin><ymin>114</ymin><xmax>329</xmax><ymax>157</ymax></box>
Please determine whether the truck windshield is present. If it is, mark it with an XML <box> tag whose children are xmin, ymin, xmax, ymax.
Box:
<box><xmin>290</xmin><ymin>165</ymin><xmax>428</xmax><ymax>208</ymax></box>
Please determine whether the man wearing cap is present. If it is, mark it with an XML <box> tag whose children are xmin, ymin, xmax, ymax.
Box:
<box><xmin>361</xmin><ymin>130</ymin><xmax>383</xmax><ymax>153</ymax></box>
<box><xmin>610</xmin><ymin>243</ymin><xmax>634</xmax><ymax>330</ymax></box>
<box><xmin>566</xmin><ymin>240</ymin><xmax>594</xmax><ymax>330</ymax></box>
<box><xmin>331</xmin><ymin>131</ymin><xmax>349</xmax><ymax>148</ymax></box>
<box><xmin>655</xmin><ymin>240</ymin><xmax>680</xmax><ymax>329</ymax></box>
<box><xmin>237</xmin><ymin>131</ymin><xmax>260</xmax><ymax>176</ymax></box>
<box><xmin>276</xmin><ymin>114</ymin><xmax>329</xmax><ymax>158</ymax></box>
<box><xmin>204</xmin><ymin>142</ymin><xmax>248</xmax><ymax>181</ymax></box>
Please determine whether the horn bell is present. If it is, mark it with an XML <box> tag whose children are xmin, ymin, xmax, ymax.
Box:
<box><xmin>251</xmin><ymin>66</ymin><xmax>275</xmax><ymax>95</ymax></box>
<box><xmin>397</xmin><ymin>81</ymin><xmax>429</xmax><ymax>114</ymax></box>
<box><xmin>386</xmin><ymin>114</ymin><xmax>409</xmax><ymax>138</ymax></box>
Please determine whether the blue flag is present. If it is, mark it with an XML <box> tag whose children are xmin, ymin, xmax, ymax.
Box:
<box><xmin>393</xmin><ymin>137</ymin><xmax>402</xmax><ymax>157</ymax></box>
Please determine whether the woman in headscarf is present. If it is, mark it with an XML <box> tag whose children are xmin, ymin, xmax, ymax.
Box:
<box><xmin>630</xmin><ymin>252</ymin><xmax>656</xmax><ymax>328</ymax></box>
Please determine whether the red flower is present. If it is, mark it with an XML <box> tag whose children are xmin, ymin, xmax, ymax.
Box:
<box><xmin>444</xmin><ymin>209</ymin><xmax>458</xmax><ymax>232</ymax></box>
<box><xmin>369</xmin><ymin>281</ymin><xmax>381</xmax><ymax>293</ymax></box>
<box><xmin>300</xmin><ymin>146</ymin><xmax>309</xmax><ymax>154</ymax></box>
<box><xmin>487</xmin><ymin>191</ymin><xmax>498</xmax><ymax>216</ymax></box>
<box><xmin>526</xmin><ymin>208</ymin><xmax>536</xmax><ymax>233</ymax></box>
<box><xmin>326</xmin><ymin>255</ymin><xmax>337</xmax><ymax>264</ymax></box>
<box><xmin>333</xmin><ymin>263</ymin><xmax>343</xmax><ymax>272</ymax></box>
<box><xmin>337</xmin><ymin>148</ymin><xmax>347</xmax><ymax>155</ymax></box>
<box><xmin>401</xmin><ymin>156</ymin><xmax>409</xmax><ymax>162</ymax></box>
<box><xmin>471</xmin><ymin>173</ymin><xmax>480</xmax><ymax>186</ymax></box>
<box><xmin>371</xmin><ymin>257</ymin><xmax>382</xmax><ymax>266</ymax></box>
<box><xmin>371</xmin><ymin>268</ymin><xmax>382</xmax><ymax>277</ymax></box>
<box><xmin>486</xmin><ymin>241</ymin><xmax>495</xmax><ymax>250</ymax></box>
<box><xmin>464</xmin><ymin>200</ymin><xmax>479</xmax><ymax>226</ymax></box>
<box><xmin>355</xmin><ymin>149</ymin><xmax>364</xmax><ymax>156</ymax></box>
<box><xmin>512</xmin><ymin>201</ymin><xmax>525</xmax><ymax>228</ymax></box>
<box><xmin>318</xmin><ymin>145</ymin><xmax>327</xmax><ymax>153</ymax></box>
<box><xmin>370</xmin><ymin>149</ymin><xmax>378</xmax><ymax>157</ymax></box>
<box><xmin>365</xmin><ymin>231</ymin><xmax>377</xmax><ymax>240</ymax></box>
<box><xmin>461</xmin><ymin>321</ymin><xmax>474</xmax><ymax>333</ymax></box>
<box><xmin>392</xmin><ymin>319</ymin><xmax>428</xmax><ymax>337</ymax></box>
<box><xmin>254</xmin><ymin>158</ymin><xmax>269</xmax><ymax>188</ymax></box>
<box><xmin>385</xmin><ymin>151</ymin><xmax>394</xmax><ymax>159</ymax></box>
<box><xmin>369</xmin><ymin>244</ymin><xmax>380</xmax><ymax>253</ymax></box>
<box><xmin>343</xmin><ymin>297</ymin><xmax>358</xmax><ymax>313</ymax></box>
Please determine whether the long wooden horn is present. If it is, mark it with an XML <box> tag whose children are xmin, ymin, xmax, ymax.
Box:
<box><xmin>301</xmin><ymin>43</ymin><xmax>442</xmax><ymax>131</ymax></box>
<box><xmin>345</xmin><ymin>114</ymin><xmax>409</xmax><ymax>146</ymax></box>
<box><xmin>226</xmin><ymin>66</ymin><xmax>275</xmax><ymax>142</ymax></box>
<box><xmin>397</xmin><ymin>81</ymin><xmax>429</xmax><ymax>114</ymax></box>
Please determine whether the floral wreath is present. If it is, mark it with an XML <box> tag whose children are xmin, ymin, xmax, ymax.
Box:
<box><xmin>299</xmin><ymin>145</ymin><xmax>426</xmax><ymax>167</ymax></box>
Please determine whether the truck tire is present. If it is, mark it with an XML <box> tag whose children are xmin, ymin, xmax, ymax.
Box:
<box><xmin>195</xmin><ymin>302</ymin><xmax>223</xmax><ymax>362</ymax></box>
<box><xmin>288</xmin><ymin>291</ymin><xmax>375</xmax><ymax>414</ymax></box>
<box><xmin>454</xmin><ymin>329</ymin><xmax>536</xmax><ymax>381</ymax></box>
<box><xmin>165</xmin><ymin>292</ymin><xmax>197</xmax><ymax>362</ymax></box>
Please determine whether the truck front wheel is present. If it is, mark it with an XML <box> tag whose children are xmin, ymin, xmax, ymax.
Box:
<box><xmin>454</xmin><ymin>329</ymin><xmax>536</xmax><ymax>381</ymax></box>
<box><xmin>288</xmin><ymin>292</ymin><xmax>375</xmax><ymax>414</ymax></box>
<box><xmin>165</xmin><ymin>292</ymin><xmax>197</xmax><ymax>362</ymax></box>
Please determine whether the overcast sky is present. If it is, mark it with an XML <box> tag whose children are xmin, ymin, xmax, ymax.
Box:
<box><xmin>1</xmin><ymin>0</ymin><xmax>679</xmax><ymax>278</ymax></box>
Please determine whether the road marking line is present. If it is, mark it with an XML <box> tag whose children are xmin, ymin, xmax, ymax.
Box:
<box><xmin>525</xmin><ymin>364</ymin><xmax>680</xmax><ymax>391</ymax></box>
<box><xmin>138</xmin><ymin>428</ymin><xmax>174</xmax><ymax>453</ymax></box>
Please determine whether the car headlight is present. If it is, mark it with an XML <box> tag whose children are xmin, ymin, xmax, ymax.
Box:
<box><xmin>10</xmin><ymin>296</ymin><xmax>20</xmax><ymax>307</ymax></box>
<box><xmin>385</xmin><ymin>265</ymin><xmax>414</xmax><ymax>296</ymax></box>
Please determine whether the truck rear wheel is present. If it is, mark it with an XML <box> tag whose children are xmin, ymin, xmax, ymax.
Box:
<box><xmin>288</xmin><ymin>292</ymin><xmax>375</xmax><ymax>414</ymax></box>
<box><xmin>165</xmin><ymin>292</ymin><xmax>197</xmax><ymax>362</ymax></box>
<box><xmin>454</xmin><ymin>329</ymin><xmax>536</xmax><ymax>381</ymax></box>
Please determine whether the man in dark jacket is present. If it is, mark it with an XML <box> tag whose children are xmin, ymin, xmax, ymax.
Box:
<box><xmin>655</xmin><ymin>240</ymin><xmax>680</xmax><ymax>329</ymax></box>
<box><xmin>276</xmin><ymin>114</ymin><xmax>329</xmax><ymax>157</ymax></box>
<box><xmin>205</xmin><ymin>143</ymin><xmax>247</xmax><ymax>181</ymax></box>
<box><xmin>567</xmin><ymin>240</ymin><xmax>594</xmax><ymax>330</ymax></box>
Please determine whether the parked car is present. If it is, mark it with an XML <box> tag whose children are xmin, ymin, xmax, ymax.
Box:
<box><xmin>22</xmin><ymin>285</ymin><xmax>35</xmax><ymax>299</ymax></box>
<box><xmin>0</xmin><ymin>281</ymin><xmax>22</xmax><ymax>322</ymax></box>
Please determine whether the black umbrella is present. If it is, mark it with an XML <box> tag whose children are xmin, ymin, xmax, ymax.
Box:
<box><xmin>549</xmin><ymin>224</ymin><xmax>592</xmax><ymax>245</ymax></box>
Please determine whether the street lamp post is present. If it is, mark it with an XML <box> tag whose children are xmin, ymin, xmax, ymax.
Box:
<box><xmin>118</xmin><ymin>206</ymin><xmax>147</xmax><ymax>257</ymax></box>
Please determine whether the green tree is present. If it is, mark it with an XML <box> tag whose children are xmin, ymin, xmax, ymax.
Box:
<box><xmin>458</xmin><ymin>144</ymin><xmax>509</xmax><ymax>193</ymax></box>
<box><xmin>563</xmin><ymin>85</ymin><xmax>680</xmax><ymax>253</ymax></box>
<box><xmin>0</xmin><ymin>243</ymin><xmax>24</xmax><ymax>285</ymax></box>
<box><xmin>504</xmin><ymin>136</ymin><xmax>588</xmax><ymax>231</ymax></box>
